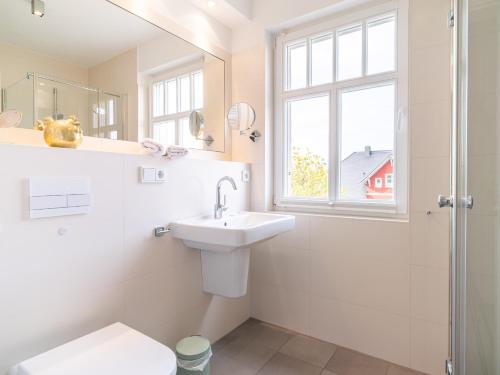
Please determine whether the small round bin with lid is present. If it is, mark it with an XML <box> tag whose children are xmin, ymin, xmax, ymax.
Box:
<box><xmin>175</xmin><ymin>336</ymin><xmax>212</xmax><ymax>375</ymax></box>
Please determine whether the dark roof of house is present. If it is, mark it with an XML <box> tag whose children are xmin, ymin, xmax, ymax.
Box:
<box><xmin>340</xmin><ymin>149</ymin><xmax>392</xmax><ymax>200</ymax></box>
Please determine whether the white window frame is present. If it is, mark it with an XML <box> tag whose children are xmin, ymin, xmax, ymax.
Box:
<box><xmin>274</xmin><ymin>1</ymin><xmax>408</xmax><ymax>218</ymax></box>
<box><xmin>149</xmin><ymin>63</ymin><xmax>203</xmax><ymax>145</ymax></box>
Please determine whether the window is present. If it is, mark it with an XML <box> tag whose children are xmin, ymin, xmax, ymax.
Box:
<box><xmin>275</xmin><ymin>2</ymin><xmax>408</xmax><ymax>216</ymax></box>
<box><xmin>385</xmin><ymin>173</ymin><xmax>393</xmax><ymax>188</ymax></box>
<box><xmin>150</xmin><ymin>69</ymin><xmax>203</xmax><ymax>147</ymax></box>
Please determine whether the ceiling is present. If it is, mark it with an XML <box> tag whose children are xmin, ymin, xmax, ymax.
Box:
<box><xmin>0</xmin><ymin>0</ymin><xmax>170</xmax><ymax>67</ymax></box>
<box><xmin>188</xmin><ymin>0</ymin><xmax>253</xmax><ymax>29</ymax></box>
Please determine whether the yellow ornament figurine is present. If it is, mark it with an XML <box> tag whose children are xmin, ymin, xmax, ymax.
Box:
<box><xmin>34</xmin><ymin>116</ymin><xmax>84</xmax><ymax>148</ymax></box>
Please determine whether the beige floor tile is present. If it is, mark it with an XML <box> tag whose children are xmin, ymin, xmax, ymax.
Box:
<box><xmin>251</xmin><ymin>323</ymin><xmax>292</xmax><ymax>349</ymax></box>
<box><xmin>212</xmin><ymin>333</ymin><xmax>239</xmax><ymax>354</ymax></box>
<box><xmin>257</xmin><ymin>353</ymin><xmax>323</xmax><ymax>375</ymax></box>
<box><xmin>325</xmin><ymin>347</ymin><xmax>389</xmax><ymax>375</ymax></box>
<box><xmin>387</xmin><ymin>364</ymin><xmax>428</xmax><ymax>375</ymax></box>
<box><xmin>321</xmin><ymin>370</ymin><xmax>339</xmax><ymax>375</ymax></box>
<box><xmin>232</xmin><ymin>340</ymin><xmax>278</xmax><ymax>372</ymax></box>
<box><xmin>279</xmin><ymin>335</ymin><xmax>337</xmax><ymax>367</ymax></box>
<box><xmin>211</xmin><ymin>354</ymin><xmax>257</xmax><ymax>375</ymax></box>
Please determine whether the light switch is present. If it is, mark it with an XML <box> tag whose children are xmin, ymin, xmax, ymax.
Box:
<box><xmin>142</xmin><ymin>168</ymin><xmax>156</xmax><ymax>183</ymax></box>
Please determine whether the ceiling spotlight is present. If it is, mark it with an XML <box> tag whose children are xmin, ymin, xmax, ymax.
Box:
<box><xmin>31</xmin><ymin>0</ymin><xmax>45</xmax><ymax>17</ymax></box>
<box><xmin>207</xmin><ymin>0</ymin><xmax>216</xmax><ymax>8</ymax></box>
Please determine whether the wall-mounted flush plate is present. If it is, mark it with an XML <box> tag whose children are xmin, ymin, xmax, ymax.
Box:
<box><xmin>241</xmin><ymin>169</ymin><xmax>250</xmax><ymax>183</ymax></box>
<box><xmin>29</xmin><ymin>176</ymin><xmax>91</xmax><ymax>219</ymax></box>
<box><xmin>140</xmin><ymin>167</ymin><xmax>167</xmax><ymax>183</ymax></box>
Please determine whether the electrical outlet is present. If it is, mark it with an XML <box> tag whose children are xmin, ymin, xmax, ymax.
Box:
<box><xmin>156</xmin><ymin>168</ymin><xmax>167</xmax><ymax>182</ymax></box>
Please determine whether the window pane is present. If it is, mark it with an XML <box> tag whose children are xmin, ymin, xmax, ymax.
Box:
<box><xmin>108</xmin><ymin>130</ymin><xmax>118</xmax><ymax>140</ymax></box>
<box><xmin>152</xmin><ymin>82</ymin><xmax>164</xmax><ymax>117</ymax></box>
<box><xmin>311</xmin><ymin>34</ymin><xmax>333</xmax><ymax>86</ymax></box>
<box><xmin>287</xmin><ymin>42</ymin><xmax>307</xmax><ymax>90</ymax></box>
<box><xmin>179</xmin><ymin>76</ymin><xmax>190</xmax><ymax>112</ymax></box>
<box><xmin>339</xmin><ymin>83</ymin><xmax>395</xmax><ymax>201</ymax></box>
<box><xmin>166</xmin><ymin>80</ymin><xmax>177</xmax><ymax>115</ymax></box>
<box><xmin>192</xmin><ymin>71</ymin><xmax>204</xmax><ymax>109</ymax></box>
<box><xmin>287</xmin><ymin>95</ymin><xmax>329</xmax><ymax>198</ymax></box>
<box><xmin>153</xmin><ymin>120</ymin><xmax>176</xmax><ymax>145</ymax></box>
<box><xmin>179</xmin><ymin>117</ymin><xmax>203</xmax><ymax>149</ymax></box>
<box><xmin>106</xmin><ymin>99</ymin><xmax>114</xmax><ymax>126</ymax></box>
<box><xmin>367</xmin><ymin>16</ymin><xmax>396</xmax><ymax>75</ymax></box>
<box><xmin>336</xmin><ymin>25</ymin><xmax>363</xmax><ymax>81</ymax></box>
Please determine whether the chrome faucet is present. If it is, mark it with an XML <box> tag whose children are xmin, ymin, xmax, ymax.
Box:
<box><xmin>214</xmin><ymin>176</ymin><xmax>237</xmax><ymax>219</ymax></box>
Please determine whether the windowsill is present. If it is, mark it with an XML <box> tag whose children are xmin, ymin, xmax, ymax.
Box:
<box><xmin>274</xmin><ymin>200</ymin><xmax>408</xmax><ymax>221</ymax></box>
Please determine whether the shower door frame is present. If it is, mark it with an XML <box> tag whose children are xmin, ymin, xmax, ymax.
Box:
<box><xmin>450</xmin><ymin>0</ymin><xmax>470</xmax><ymax>374</ymax></box>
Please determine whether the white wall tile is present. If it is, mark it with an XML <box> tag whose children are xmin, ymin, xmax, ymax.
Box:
<box><xmin>410</xmin><ymin>0</ymin><xmax>451</xmax><ymax>50</ymax></box>
<box><xmin>309</xmin><ymin>296</ymin><xmax>410</xmax><ymax>367</ymax></box>
<box><xmin>410</xmin><ymin>265</ymin><xmax>449</xmax><ymax>324</ymax></box>
<box><xmin>251</xmin><ymin>284</ymin><xmax>309</xmax><ymax>335</ymax></box>
<box><xmin>251</xmin><ymin>244</ymin><xmax>309</xmax><ymax>292</ymax></box>
<box><xmin>410</xmin><ymin>319</ymin><xmax>449</xmax><ymax>375</ymax></box>
<box><xmin>411</xmin><ymin>100</ymin><xmax>451</xmax><ymax>158</ymax></box>
<box><xmin>411</xmin><ymin>157</ymin><xmax>450</xmax><ymax>213</ymax></box>
<box><xmin>309</xmin><ymin>216</ymin><xmax>410</xmax><ymax>265</ymax></box>
<box><xmin>310</xmin><ymin>248</ymin><xmax>410</xmax><ymax>316</ymax></box>
<box><xmin>410</xmin><ymin>211</ymin><xmax>450</xmax><ymax>268</ymax></box>
<box><xmin>410</xmin><ymin>43</ymin><xmax>451</xmax><ymax>104</ymax></box>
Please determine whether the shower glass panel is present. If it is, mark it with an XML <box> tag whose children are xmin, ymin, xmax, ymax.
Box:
<box><xmin>2</xmin><ymin>75</ymin><xmax>34</xmax><ymax>129</ymax></box>
<box><xmin>454</xmin><ymin>0</ymin><xmax>500</xmax><ymax>374</ymax></box>
<box><xmin>2</xmin><ymin>73</ymin><xmax>123</xmax><ymax>140</ymax></box>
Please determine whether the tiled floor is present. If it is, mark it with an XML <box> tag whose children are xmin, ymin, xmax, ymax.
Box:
<box><xmin>211</xmin><ymin>319</ymin><xmax>427</xmax><ymax>375</ymax></box>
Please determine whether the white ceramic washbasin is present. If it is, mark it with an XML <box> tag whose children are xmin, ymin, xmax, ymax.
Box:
<box><xmin>171</xmin><ymin>212</ymin><xmax>295</xmax><ymax>252</ymax></box>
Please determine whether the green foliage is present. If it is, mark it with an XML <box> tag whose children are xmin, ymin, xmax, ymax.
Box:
<box><xmin>291</xmin><ymin>147</ymin><xmax>328</xmax><ymax>197</ymax></box>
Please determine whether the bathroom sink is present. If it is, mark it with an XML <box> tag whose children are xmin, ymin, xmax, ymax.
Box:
<box><xmin>171</xmin><ymin>212</ymin><xmax>295</xmax><ymax>252</ymax></box>
<box><xmin>170</xmin><ymin>211</ymin><xmax>295</xmax><ymax>298</ymax></box>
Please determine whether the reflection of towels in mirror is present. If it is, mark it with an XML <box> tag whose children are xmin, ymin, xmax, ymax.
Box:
<box><xmin>141</xmin><ymin>139</ymin><xmax>188</xmax><ymax>159</ymax></box>
<box><xmin>141</xmin><ymin>138</ymin><xmax>166</xmax><ymax>156</ymax></box>
<box><xmin>166</xmin><ymin>145</ymin><xmax>189</xmax><ymax>159</ymax></box>
<box><xmin>0</xmin><ymin>110</ymin><xmax>23</xmax><ymax>128</ymax></box>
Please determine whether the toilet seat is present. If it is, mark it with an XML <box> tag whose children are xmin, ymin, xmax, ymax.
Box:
<box><xmin>11</xmin><ymin>323</ymin><xmax>177</xmax><ymax>375</ymax></box>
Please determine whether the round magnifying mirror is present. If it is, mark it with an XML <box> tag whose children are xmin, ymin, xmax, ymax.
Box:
<box><xmin>0</xmin><ymin>110</ymin><xmax>22</xmax><ymax>128</ymax></box>
<box><xmin>189</xmin><ymin>110</ymin><xmax>204</xmax><ymax>137</ymax></box>
<box><xmin>227</xmin><ymin>103</ymin><xmax>256</xmax><ymax>132</ymax></box>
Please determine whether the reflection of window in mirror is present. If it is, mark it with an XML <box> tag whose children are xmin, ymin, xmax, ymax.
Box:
<box><xmin>150</xmin><ymin>69</ymin><xmax>204</xmax><ymax>147</ymax></box>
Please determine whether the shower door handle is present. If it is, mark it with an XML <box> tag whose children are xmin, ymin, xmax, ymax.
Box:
<box><xmin>438</xmin><ymin>195</ymin><xmax>454</xmax><ymax>208</ymax></box>
<box><xmin>463</xmin><ymin>195</ymin><xmax>473</xmax><ymax>209</ymax></box>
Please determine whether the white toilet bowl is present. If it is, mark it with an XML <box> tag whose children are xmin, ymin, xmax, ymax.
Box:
<box><xmin>10</xmin><ymin>323</ymin><xmax>177</xmax><ymax>375</ymax></box>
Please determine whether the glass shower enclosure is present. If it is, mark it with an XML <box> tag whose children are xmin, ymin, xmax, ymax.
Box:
<box><xmin>449</xmin><ymin>0</ymin><xmax>499</xmax><ymax>374</ymax></box>
<box><xmin>1</xmin><ymin>72</ymin><xmax>124</xmax><ymax>140</ymax></box>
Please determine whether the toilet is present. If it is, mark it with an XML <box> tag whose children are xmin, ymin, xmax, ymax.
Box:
<box><xmin>10</xmin><ymin>323</ymin><xmax>177</xmax><ymax>375</ymax></box>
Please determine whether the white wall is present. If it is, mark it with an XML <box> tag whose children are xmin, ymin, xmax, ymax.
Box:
<box><xmin>0</xmin><ymin>143</ymin><xmax>251</xmax><ymax>374</ymax></box>
<box><xmin>231</xmin><ymin>0</ymin><xmax>452</xmax><ymax>374</ymax></box>
<box><xmin>0</xmin><ymin>42</ymin><xmax>88</xmax><ymax>88</ymax></box>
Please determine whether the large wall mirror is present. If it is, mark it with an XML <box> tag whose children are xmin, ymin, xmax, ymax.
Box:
<box><xmin>0</xmin><ymin>0</ymin><xmax>226</xmax><ymax>152</ymax></box>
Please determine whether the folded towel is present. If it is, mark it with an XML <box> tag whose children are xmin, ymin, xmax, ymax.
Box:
<box><xmin>141</xmin><ymin>138</ymin><xmax>166</xmax><ymax>156</ymax></box>
<box><xmin>166</xmin><ymin>145</ymin><xmax>189</xmax><ymax>159</ymax></box>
